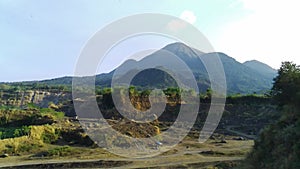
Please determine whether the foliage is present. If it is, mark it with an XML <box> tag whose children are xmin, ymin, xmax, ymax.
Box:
<box><xmin>243</xmin><ymin>62</ymin><xmax>300</xmax><ymax>169</ymax></box>
<box><xmin>40</xmin><ymin>125</ymin><xmax>60</xmax><ymax>144</ymax></box>
<box><xmin>0</xmin><ymin>108</ymin><xmax>40</xmax><ymax>126</ymax></box>
<box><xmin>0</xmin><ymin>82</ymin><xmax>71</xmax><ymax>93</ymax></box>
<box><xmin>40</xmin><ymin>108</ymin><xmax>65</xmax><ymax>120</ymax></box>
<box><xmin>0</xmin><ymin>107</ymin><xmax>60</xmax><ymax>127</ymax></box>
<box><xmin>41</xmin><ymin>145</ymin><xmax>83</xmax><ymax>157</ymax></box>
<box><xmin>13</xmin><ymin>126</ymin><xmax>31</xmax><ymax>137</ymax></box>
<box><xmin>0</xmin><ymin>126</ymin><xmax>30</xmax><ymax>139</ymax></box>
<box><xmin>46</xmin><ymin>146</ymin><xmax>73</xmax><ymax>156</ymax></box>
<box><xmin>0</xmin><ymin>106</ymin><xmax>64</xmax><ymax>140</ymax></box>
<box><xmin>226</xmin><ymin>94</ymin><xmax>271</xmax><ymax>105</ymax></box>
<box><xmin>0</xmin><ymin>135</ymin><xmax>42</xmax><ymax>155</ymax></box>
<box><xmin>272</xmin><ymin>61</ymin><xmax>300</xmax><ymax>108</ymax></box>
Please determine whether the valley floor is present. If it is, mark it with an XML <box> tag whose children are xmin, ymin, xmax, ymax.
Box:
<box><xmin>0</xmin><ymin>130</ymin><xmax>254</xmax><ymax>169</ymax></box>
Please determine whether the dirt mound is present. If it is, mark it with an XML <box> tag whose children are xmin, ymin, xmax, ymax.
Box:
<box><xmin>108</xmin><ymin>119</ymin><xmax>160</xmax><ymax>138</ymax></box>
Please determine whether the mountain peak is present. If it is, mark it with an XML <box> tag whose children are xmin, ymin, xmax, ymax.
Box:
<box><xmin>243</xmin><ymin>60</ymin><xmax>277</xmax><ymax>75</ymax></box>
<box><xmin>162</xmin><ymin>42</ymin><xmax>204</xmax><ymax>58</ymax></box>
<box><xmin>163</xmin><ymin>42</ymin><xmax>193</xmax><ymax>54</ymax></box>
<box><xmin>244</xmin><ymin>60</ymin><xmax>271</xmax><ymax>67</ymax></box>
<box><xmin>163</xmin><ymin>42</ymin><xmax>189</xmax><ymax>49</ymax></box>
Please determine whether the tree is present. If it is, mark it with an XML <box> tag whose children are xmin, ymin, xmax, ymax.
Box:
<box><xmin>243</xmin><ymin>61</ymin><xmax>300</xmax><ymax>169</ymax></box>
<box><xmin>272</xmin><ymin>61</ymin><xmax>300</xmax><ymax>108</ymax></box>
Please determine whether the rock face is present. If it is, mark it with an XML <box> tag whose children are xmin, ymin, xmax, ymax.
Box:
<box><xmin>0</xmin><ymin>90</ymin><xmax>71</xmax><ymax>108</ymax></box>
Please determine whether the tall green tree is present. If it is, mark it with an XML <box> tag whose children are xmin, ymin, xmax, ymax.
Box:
<box><xmin>272</xmin><ymin>61</ymin><xmax>300</xmax><ymax>108</ymax></box>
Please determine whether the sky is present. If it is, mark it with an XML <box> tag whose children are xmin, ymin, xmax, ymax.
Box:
<box><xmin>0</xmin><ymin>0</ymin><xmax>299</xmax><ymax>82</ymax></box>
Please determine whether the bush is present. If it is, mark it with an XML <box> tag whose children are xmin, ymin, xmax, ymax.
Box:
<box><xmin>13</xmin><ymin>126</ymin><xmax>30</xmax><ymax>137</ymax></box>
<box><xmin>40</xmin><ymin>108</ymin><xmax>64</xmax><ymax>119</ymax></box>
<box><xmin>40</xmin><ymin>125</ymin><xmax>60</xmax><ymax>144</ymax></box>
<box><xmin>0</xmin><ymin>136</ymin><xmax>42</xmax><ymax>155</ymax></box>
<box><xmin>46</xmin><ymin>146</ymin><xmax>75</xmax><ymax>157</ymax></box>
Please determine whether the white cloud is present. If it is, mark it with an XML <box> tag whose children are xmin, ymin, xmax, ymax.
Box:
<box><xmin>215</xmin><ymin>0</ymin><xmax>300</xmax><ymax>68</ymax></box>
<box><xmin>180</xmin><ymin>10</ymin><xmax>197</xmax><ymax>24</ymax></box>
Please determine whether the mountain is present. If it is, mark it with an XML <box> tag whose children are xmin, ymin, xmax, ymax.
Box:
<box><xmin>243</xmin><ymin>60</ymin><xmax>277</xmax><ymax>77</ymax></box>
<box><xmin>105</xmin><ymin>43</ymin><xmax>277</xmax><ymax>94</ymax></box>
<box><xmin>6</xmin><ymin>42</ymin><xmax>277</xmax><ymax>94</ymax></box>
<box><xmin>211</xmin><ymin>53</ymin><xmax>276</xmax><ymax>94</ymax></box>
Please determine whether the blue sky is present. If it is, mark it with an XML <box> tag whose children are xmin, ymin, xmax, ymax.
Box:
<box><xmin>1</xmin><ymin>0</ymin><xmax>299</xmax><ymax>82</ymax></box>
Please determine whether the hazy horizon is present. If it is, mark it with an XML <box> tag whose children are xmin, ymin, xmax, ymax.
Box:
<box><xmin>1</xmin><ymin>0</ymin><xmax>299</xmax><ymax>82</ymax></box>
<box><xmin>0</xmin><ymin>41</ymin><xmax>277</xmax><ymax>83</ymax></box>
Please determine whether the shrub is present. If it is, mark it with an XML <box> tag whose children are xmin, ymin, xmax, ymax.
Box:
<box><xmin>46</xmin><ymin>146</ymin><xmax>74</xmax><ymax>157</ymax></box>
<box><xmin>40</xmin><ymin>125</ymin><xmax>60</xmax><ymax>144</ymax></box>
<box><xmin>13</xmin><ymin>126</ymin><xmax>30</xmax><ymax>137</ymax></box>
<box><xmin>0</xmin><ymin>136</ymin><xmax>42</xmax><ymax>155</ymax></box>
<box><xmin>40</xmin><ymin>108</ymin><xmax>64</xmax><ymax>120</ymax></box>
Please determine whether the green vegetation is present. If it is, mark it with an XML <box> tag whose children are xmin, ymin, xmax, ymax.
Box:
<box><xmin>0</xmin><ymin>62</ymin><xmax>297</xmax><ymax>168</ymax></box>
<box><xmin>0</xmin><ymin>126</ymin><xmax>30</xmax><ymax>139</ymax></box>
<box><xmin>242</xmin><ymin>62</ymin><xmax>300</xmax><ymax>169</ymax></box>
<box><xmin>0</xmin><ymin>106</ymin><xmax>64</xmax><ymax>127</ymax></box>
<box><xmin>0</xmin><ymin>82</ymin><xmax>71</xmax><ymax>92</ymax></box>
<box><xmin>45</xmin><ymin>146</ymin><xmax>75</xmax><ymax>157</ymax></box>
<box><xmin>40</xmin><ymin>108</ymin><xmax>65</xmax><ymax>120</ymax></box>
<box><xmin>226</xmin><ymin>94</ymin><xmax>271</xmax><ymax>105</ymax></box>
<box><xmin>0</xmin><ymin>105</ymin><xmax>65</xmax><ymax>155</ymax></box>
<box><xmin>0</xmin><ymin>104</ymin><xmax>99</xmax><ymax>159</ymax></box>
<box><xmin>40</xmin><ymin>124</ymin><xmax>60</xmax><ymax>144</ymax></box>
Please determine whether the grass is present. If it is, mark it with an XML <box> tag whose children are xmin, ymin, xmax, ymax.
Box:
<box><xmin>0</xmin><ymin>124</ymin><xmax>61</xmax><ymax>155</ymax></box>
<box><xmin>0</xmin><ymin>136</ymin><xmax>43</xmax><ymax>155</ymax></box>
<box><xmin>45</xmin><ymin>146</ymin><xmax>75</xmax><ymax>157</ymax></box>
<box><xmin>40</xmin><ymin>108</ymin><xmax>65</xmax><ymax>120</ymax></box>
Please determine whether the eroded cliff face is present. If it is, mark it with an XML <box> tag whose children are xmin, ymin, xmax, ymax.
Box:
<box><xmin>0</xmin><ymin>90</ymin><xmax>71</xmax><ymax>108</ymax></box>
